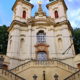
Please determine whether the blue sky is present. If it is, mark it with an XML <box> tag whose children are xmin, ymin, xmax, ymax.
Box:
<box><xmin>0</xmin><ymin>0</ymin><xmax>80</xmax><ymax>28</ymax></box>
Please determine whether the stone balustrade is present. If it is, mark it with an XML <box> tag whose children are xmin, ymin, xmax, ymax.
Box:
<box><xmin>11</xmin><ymin>60</ymin><xmax>78</xmax><ymax>74</ymax></box>
<box><xmin>0</xmin><ymin>69</ymin><xmax>25</xmax><ymax>80</ymax></box>
<box><xmin>64</xmin><ymin>70</ymin><xmax>80</xmax><ymax>80</ymax></box>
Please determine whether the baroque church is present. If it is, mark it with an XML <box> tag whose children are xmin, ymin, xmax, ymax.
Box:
<box><xmin>0</xmin><ymin>0</ymin><xmax>80</xmax><ymax>80</ymax></box>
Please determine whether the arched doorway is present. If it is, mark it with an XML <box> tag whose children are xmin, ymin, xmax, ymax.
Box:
<box><xmin>37</xmin><ymin>51</ymin><xmax>47</xmax><ymax>61</ymax></box>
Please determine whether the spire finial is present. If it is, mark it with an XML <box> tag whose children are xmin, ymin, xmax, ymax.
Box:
<box><xmin>35</xmin><ymin>1</ymin><xmax>46</xmax><ymax>16</ymax></box>
<box><xmin>37</xmin><ymin>1</ymin><xmax>43</xmax><ymax>12</ymax></box>
<box><xmin>38</xmin><ymin>1</ymin><xmax>42</xmax><ymax>5</ymax></box>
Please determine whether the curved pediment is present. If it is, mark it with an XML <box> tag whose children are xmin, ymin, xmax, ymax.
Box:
<box><xmin>27</xmin><ymin>17</ymin><xmax>54</xmax><ymax>26</ymax></box>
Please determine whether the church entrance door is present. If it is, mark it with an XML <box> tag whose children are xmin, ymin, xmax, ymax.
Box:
<box><xmin>37</xmin><ymin>52</ymin><xmax>47</xmax><ymax>61</ymax></box>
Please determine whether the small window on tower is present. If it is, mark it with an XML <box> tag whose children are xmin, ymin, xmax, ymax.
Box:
<box><xmin>58</xmin><ymin>38</ymin><xmax>63</xmax><ymax>50</ymax></box>
<box><xmin>54</xmin><ymin>10</ymin><xmax>59</xmax><ymax>18</ymax></box>
<box><xmin>22</xmin><ymin>10</ymin><xmax>26</xmax><ymax>19</ymax></box>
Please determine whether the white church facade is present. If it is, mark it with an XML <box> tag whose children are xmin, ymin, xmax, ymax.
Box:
<box><xmin>7</xmin><ymin>0</ymin><xmax>76</xmax><ymax>68</ymax></box>
<box><xmin>0</xmin><ymin>0</ymin><xmax>80</xmax><ymax>80</ymax></box>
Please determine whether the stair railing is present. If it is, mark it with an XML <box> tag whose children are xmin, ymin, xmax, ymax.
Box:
<box><xmin>64</xmin><ymin>70</ymin><xmax>80</xmax><ymax>80</ymax></box>
<box><xmin>10</xmin><ymin>59</ymin><xmax>78</xmax><ymax>73</ymax></box>
<box><xmin>0</xmin><ymin>68</ymin><xmax>26</xmax><ymax>80</ymax></box>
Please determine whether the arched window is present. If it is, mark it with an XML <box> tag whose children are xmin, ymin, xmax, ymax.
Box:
<box><xmin>58</xmin><ymin>38</ymin><xmax>63</xmax><ymax>50</ymax></box>
<box><xmin>37</xmin><ymin>30</ymin><xmax>46</xmax><ymax>43</ymax></box>
<box><xmin>9</xmin><ymin>40</ymin><xmax>12</xmax><ymax>49</ymax></box>
<box><xmin>20</xmin><ymin>38</ymin><xmax>24</xmax><ymax>52</ymax></box>
<box><xmin>22</xmin><ymin>10</ymin><xmax>26</xmax><ymax>19</ymax></box>
<box><xmin>37</xmin><ymin>52</ymin><xmax>47</xmax><ymax>61</ymax></box>
<box><xmin>54</xmin><ymin>10</ymin><xmax>59</xmax><ymax>18</ymax></box>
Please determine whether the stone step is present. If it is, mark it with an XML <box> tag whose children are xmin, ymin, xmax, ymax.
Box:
<box><xmin>64</xmin><ymin>70</ymin><xmax>80</xmax><ymax>80</ymax></box>
<box><xmin>0</xmin><ymin>76</ymin><xmax>7</xmax><ymax>80</ymax></box>
<box><xmin>11</xmin><ymin>60</ymin><xmax>78</xmax><ymax>74</ymax></box>
<box><xmin>0</xmin><ymin>69</ymin><xmax>26</xmax><ymax>80</ymax></box>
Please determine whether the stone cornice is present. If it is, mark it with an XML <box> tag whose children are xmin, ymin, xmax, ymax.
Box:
<box><xmin>12</xmin><ymin>0</ymin><xmax>34</xmax><ymax>11</ymax></box>
<box><xmin>46</xmin><ymin>0</ymin><xmax>58</xmax><ymax>8</ymax></box>
<box><xmin>62</xmin><ymin>0</ymin><xmax>68</xmax><ymax>10</ymax></box>
<box><xmin>54</xmin><ymin>20</ymin><xmax>73</xmax><ymax>31</ymax></box>
<box><xmin>27</xmin><ymin>17</ymin><xmax>54</xmax><ymax>26</ymax></box>
<box><xmin>35</xmin><ymin>43</ymin><xmax>49</xmax><ymax>47</ymax></box>
<box><xmin>8</xmin><ymin>20</ymin><xmax>28</xmax><ymax>32</ymax></box>
<box><xmin>9</xmin><ymin>56</ymin><xmax>31</xmax><ymax>61</ymax></box>
<box><xmin>46</xmin><ymin>0</ymin><xmax>67</xmax><ymax>10</ymax></box>
<box><xmin>35</xmin><ymin>12</ymin><xmax>46</xmax><ymax>16</ymax></box>
<box><xmin>8</xmin><ymin>20</ymin><xmax>73</xmax><ymax>32</ymax></box>
<box><xmin>10</xmin><ymin>57</ymin><xmax>27</xmax><ymax>61</ymax></box>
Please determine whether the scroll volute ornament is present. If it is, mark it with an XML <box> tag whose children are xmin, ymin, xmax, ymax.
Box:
<box><xmin>35</xmin><ymin>43</ymin><xmax>49</xmax><ymax>53</ymax></box>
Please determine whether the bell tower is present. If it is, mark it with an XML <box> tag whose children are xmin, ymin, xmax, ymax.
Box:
<box><xmin>12</xmin><ymin>0</ymin><xmax>33</xmax><ymax>22</ymax></box>
<box><xmin>46</xmin><ymin>0</ymin><xmax>75</xmax><ymax>59</ymax></box>
<box><xmin>47</xmin><ymin>0</ymin><xmax>67</xmax><ymax>23</ymax></box>
<box><xmin>7</xmin><ymin>0</ymin><xmax>33</xmax><ymax>69</ymax></box>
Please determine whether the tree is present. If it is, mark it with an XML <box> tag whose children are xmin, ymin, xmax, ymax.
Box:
<box><xmin>0</xmin><ymin>25</ymin><xmax>9</xmax><ymax>54</ymax></box>
<box><xmin>73</xmin><ymin>28</ymin><xmax>80</xmax><ymax>54</ymax></box>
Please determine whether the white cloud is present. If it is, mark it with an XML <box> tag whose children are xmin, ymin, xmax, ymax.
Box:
<box><xmin>67</xmin><ymin>8</ymin><xmax>80</xmax><ymax>28</ymax></box>
<box><xmin>68</xmin><ymin>0</ymin><xmax>80</xmax><ymax>2</ymax></box>
<box><xmin>68</xmin><ymin>0</ymin><xmax>73</xmax><ymax>2</ymax></box>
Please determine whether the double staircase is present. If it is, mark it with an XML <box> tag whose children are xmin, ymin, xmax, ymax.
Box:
<box><xmin>10</xmin><ymin>60</ymin><xmax>78</xmax><ymax>73</ymax></box>
<box><xmin>0</xmin><ymin>60</ymin><xmax>80</xmax><ymax>80</ymax></box>
<box><xmin>10</xmin><ymin>60</ymin><xmax>78</xmax><ymax>80</ymax></box>
<box><xmin>64</xmin><ymin>70</ymin><xmax>80</xmax><ymax>80</ymax></box>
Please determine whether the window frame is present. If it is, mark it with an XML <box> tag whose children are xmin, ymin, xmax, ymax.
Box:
<box><xmin>37</xmin><ymin>30</ymin><xmax>46</xmax><ymax>43</ymax></box>
<box><xmin>22</xmin><ymin>10</ymin><xmax>26</xmax><ymax>19</ymax></box>
<box><xmin>54</xmin><ymin>10</ymin><xmax>59</xmax><ymax>18</ymax></box>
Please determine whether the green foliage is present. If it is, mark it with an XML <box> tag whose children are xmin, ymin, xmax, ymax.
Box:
<box><xmin>73</xmin><ymin>28</ymin><xmax>80</xmax><ymax>54</ymax></box>
<box><xmin>0</xmin><ymin>25</ymin><xmax>9</xmax><ymax>54</ymax></box>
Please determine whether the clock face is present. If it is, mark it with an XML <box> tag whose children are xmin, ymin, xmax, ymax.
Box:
<box><xmin>37</xmin><ymin>52</ymin><xmax>47</xmax><ymax>61</ymax></box>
